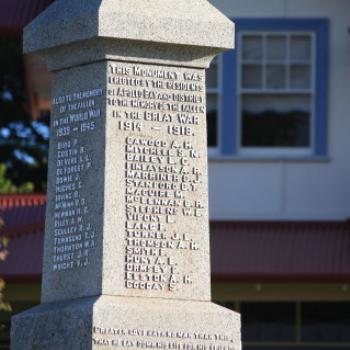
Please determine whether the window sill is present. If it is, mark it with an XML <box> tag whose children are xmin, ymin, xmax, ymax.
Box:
<box><xmin>208</xmin><ymin>155</ymin><xmax>330</xmax><ymax>163</ymax></box>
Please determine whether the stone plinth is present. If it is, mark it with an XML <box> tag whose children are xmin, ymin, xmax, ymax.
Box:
<box><xmin>12</xmin><ymin>297</ymin><xmax>240</xmax><ymax>350</ymax></box>
<box><xmin>12</xmin><ymin>1</ymin><xmax>241</xmax><ymax>349</ymax></box>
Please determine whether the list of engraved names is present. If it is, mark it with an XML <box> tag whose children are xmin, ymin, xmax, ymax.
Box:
<box><xmin>107</xmin><ymin>62</ymin><xmax>208</xmax><ymax>294</ymax></box>
<box><xmin>51</xmin><ymin>88</ymin><xmax>103</xmax><ymax>271</ymax></box>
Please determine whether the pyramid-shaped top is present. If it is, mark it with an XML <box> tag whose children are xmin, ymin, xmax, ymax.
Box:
<box><xmin>24</xmin><ymin>0</ymin><xmax>234</xmax><ymax>54</ymax></box>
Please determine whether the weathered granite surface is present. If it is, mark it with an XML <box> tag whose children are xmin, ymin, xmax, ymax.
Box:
<box><xmin>12</xmin><ymin>0</ymin><xmax>240</xmax><ymax>349</ymax></box>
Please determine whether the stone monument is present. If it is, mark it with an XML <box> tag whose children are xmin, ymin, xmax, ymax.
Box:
<box><xmin>12</xmin><ymin>1</ymin><xmax>240</xmax><ymax>349</ymax></box>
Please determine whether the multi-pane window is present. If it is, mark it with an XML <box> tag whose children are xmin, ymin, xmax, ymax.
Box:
<box><xmin>238</xmin><ymin>32</ymin><xmax>314</xmax><ymax>153</ymax></box>
<box><xmin>206</xmin><ymin>19</ymin><xmax>328</xmax><ymax>158</ymax></box>
<box><xmin>206</xmin><ymin>57</ymin><xmax>220</xmax><ymax>151</ymax></box>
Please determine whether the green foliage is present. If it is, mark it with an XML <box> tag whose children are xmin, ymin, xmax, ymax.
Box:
<box><xmin>0</xmin><ymin>221</ymin><xmax>11</xmax><ymax>314</ymax></box>
<box><xmin>0</xmin><ymin>279</ymin><xmax>11</xmax><ymax>313</ymax></box>
<box><xmin>0</xmin><ymin>164</ymin><xmax>34</xmax><ymax>194</ymax></box>
<box><xmin>0</xmin><ymin>37</ymin><xmax>49</xmax><ymax>192</ymax></box>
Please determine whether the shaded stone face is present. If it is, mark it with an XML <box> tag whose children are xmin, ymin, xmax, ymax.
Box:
<box><xmin>43</xmin><ymin>62</ymin><xmax>106</xmax><ymax>302</ymax></box>
<box><xmin>43</xmin><ymin>60</ymin><xmax>211</xmax><ymax>302</ymax></box>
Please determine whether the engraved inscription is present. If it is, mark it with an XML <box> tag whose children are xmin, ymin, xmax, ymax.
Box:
<box><xmin>107</xmin><ymin>63</ymin><xmax>204</xmax><ymax>137</ymax></box>
<box><xmin>107</xmin><ymin>62</ymin><xmax>208</xmax><ymax>295</ymax></box>
<box><xmin>93</xmin><ymin>327</ymin><xmax>237</xmax><ymax>350</ymax></box>
<box><xmin>50</xmin><ymin>88</ymin><xmax>104</xmax><ymax>271</ymax></box>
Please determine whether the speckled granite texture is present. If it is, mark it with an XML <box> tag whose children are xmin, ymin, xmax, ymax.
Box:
<box><xmin>23</xmin><ymin>0</ymin><xmax>234</xmax><ymax>54</ymax></box>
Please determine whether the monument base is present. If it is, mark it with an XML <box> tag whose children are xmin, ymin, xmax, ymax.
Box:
<box><xmin>12</xmin><ymin>296</ymin><xmax>241</xmax><ymax>350</ymax></box>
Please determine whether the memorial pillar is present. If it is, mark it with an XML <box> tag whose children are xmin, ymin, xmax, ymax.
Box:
<box><xmin>12</xmin><ymin>1</ymin><xmax>240</xmax><ymax>349</ymax></box>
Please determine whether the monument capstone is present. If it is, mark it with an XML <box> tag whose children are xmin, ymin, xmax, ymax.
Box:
<box><xmin>11</xmin><ymin>1</ymin><xmax>241</xmax><ymax>349</ymax></box>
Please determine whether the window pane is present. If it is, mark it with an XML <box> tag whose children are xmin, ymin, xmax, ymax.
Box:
<box><xmin>242</xmin><ymin>64</ymin><xmax>262</xmax><ymax>89</ymax></box>
<box><xmin>290</xmin><ymin>64</ymin><xmax>311</xmax><ymax>89</ymax></box>
<box><xmin>206</xmin><ymin>62</ymin><xmax>218</xmax><ymax>89</ymax></box>
<box><xmin>241</xmin><ymin>94</ymin><xmax>311</xmax><ymax>147</ymax></box>
<box><xmin>266</xmin><ymin>64</ymin><xmax>286</xmax><ymax>89</ymax></box>
<box><xmin>301</xmin><ymin>302</ymin><xmax>350</xmax><ymax>342</ymax></box>
<box><xmin>241</xmin><ymin>302</ymin><xmax>296</xmax><ymax>342</ymax></box>
<box><xmin>266</xmin><ymin>35</ymin><xmax>287</xmax><ymax>60</ymax></box>
<box><xmin>242</xmin><ymin>35</ymin><xmax>263</xmax><ymax>60</ymax></box>
<box><xmin>290</xmin><ymin>35</ymin><xmax>312</xmax><ymax>61</ymax></box>
<box><xmin>206</xmin><ymin>94</ymin><xmax>218</xmax><ymax>147</ymax></box>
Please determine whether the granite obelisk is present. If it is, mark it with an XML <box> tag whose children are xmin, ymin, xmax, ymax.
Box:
<box><xmin>12</xmin><ymin>1</ymin><xmax>241</xmax><ymax>349</ymax></box>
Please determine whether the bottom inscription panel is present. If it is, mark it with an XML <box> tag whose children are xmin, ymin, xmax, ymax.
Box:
<box><xmin>93</xmin><ymin>326</ymin><xmax>235</xmax><ymax>349</ymax></box>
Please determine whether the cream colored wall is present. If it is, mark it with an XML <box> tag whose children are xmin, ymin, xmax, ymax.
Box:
<box><xmin>208</xmin><ymin>0</ymin><xmax>350</xmax><ymax>220</ymax></box>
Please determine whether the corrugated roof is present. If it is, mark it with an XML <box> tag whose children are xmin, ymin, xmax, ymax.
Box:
<box><xmin>0</xmin><ymin>0</ymin><xmax>53</xmax><ymax>33</ymax></box>
<box><xmin>0</xmin><ymin>194</ymin><xmax>45</xmax><ymax>237</ymax></box>
<box><xmin>210</xmin><ymin>221</ymin><xmax>350</xmax><ymax>282</ymax></box>
<box><xmin>0</xmin><ymin>195</ymin><xmax>350</xmax><ymax>282</ymax></box>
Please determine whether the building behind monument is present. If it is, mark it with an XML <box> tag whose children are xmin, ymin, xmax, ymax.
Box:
<box><xmin>0</xmin><ymin>0</ymin><xmax>350</xmax><ymax>349</ymax></box>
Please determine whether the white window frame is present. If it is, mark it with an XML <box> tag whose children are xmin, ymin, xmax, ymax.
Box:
<box><xmin>237</xmin><ymin>31</ymin><xmax>316</xmax><ymax>158</ymax></box>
